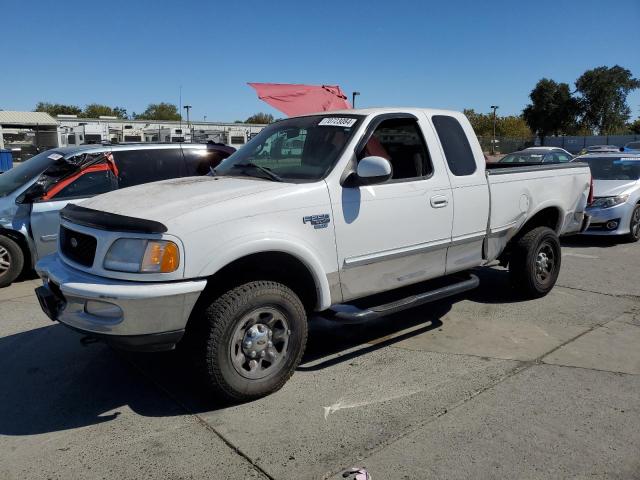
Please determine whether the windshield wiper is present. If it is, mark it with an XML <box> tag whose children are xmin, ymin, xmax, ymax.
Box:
<box><xmin>234</xmin><ymin>162</ymin><xmax>283</xmax><ymax>182</ymax></box>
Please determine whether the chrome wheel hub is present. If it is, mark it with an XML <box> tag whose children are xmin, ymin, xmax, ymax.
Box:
<box><xmin>535</xmin><ymin>242</ymin><xmax>555</xmax><ymax>283</ymax></box>
<box><xmin>230</xmin><ymin>307</ymin><xmax>290</xmax><ymax>380</ymax></box>
<box><xmin>0</xmin><ymin>246</ymin><xmax>10</xmax><ymax>275</ymax></box>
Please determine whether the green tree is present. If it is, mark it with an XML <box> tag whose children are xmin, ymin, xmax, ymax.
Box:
<box><xmin>629</xmin><ymin>118</ymin><xmax>640</xmax><ymax>134</ymax></box>
<box><xmin>499</xmin><ymin>116</ymin><xmax>532</xmax><ymax>138</ymax></box>
<box><xmin>134</xmin><ymin>103</ymin><xmax>181</xmax><ymax>121</ymax></box>
<box><xmin>522</xmin><ymin>79</ymin><xmax>579</xmax><ymax>143</ymax></box>
<box><xmin>82</xmin><ymin>103</ymin><xmax>128</xmax><ymax>119</ymax></box>
<box><xmin>244</xmin><ymin>112</ymin><xmax>274</xmax><ymax>124</ymax></box>
<box><xmin>575</xmin><ymin>65</ymin><xmax>640</xmax><ymax>135</ymax></box>
<box><xmin>34</xmin><ymin>102</ymin><xmax>82</xmax><ymax>116</ymax></box>
<box><xmin>463</xmin><ymin>109</ymin><xmax>493</xmax><ymax>137</ymax></box>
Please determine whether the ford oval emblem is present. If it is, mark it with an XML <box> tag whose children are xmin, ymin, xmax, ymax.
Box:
<box><xmin>70</xmin><ymin>238</ymin><xmax>78</xmax><ymax>248</ymax></box>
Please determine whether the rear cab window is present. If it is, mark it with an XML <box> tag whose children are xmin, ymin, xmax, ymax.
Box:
<box><xmin>432</xmin><ymin>115</ymin><xmax>477</xmax><ymax>176</ymax></box>
<box><xmin>113</xmin><ymin>148</ymin><xmax>185</xmax><ymax>188</ymax></box>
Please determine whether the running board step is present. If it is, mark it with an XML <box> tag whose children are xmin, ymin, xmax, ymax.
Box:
<box><xmin>325</xmin><ymin>274</ymin><xmax>479</xmax><ymax>324</ymax></box>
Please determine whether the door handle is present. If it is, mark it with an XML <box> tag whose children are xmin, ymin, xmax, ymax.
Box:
<box><xmin>430</xmin><ymin>195</ymin><xmax>449</xmax><ymax>208</ymax></box>
<box><xmin>40</xmin><ymin>234</ymin><xmax>58</xmax><ymax>243</ymax></box>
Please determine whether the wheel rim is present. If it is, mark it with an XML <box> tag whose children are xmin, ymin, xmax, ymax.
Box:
<box><xmin>535</xmin><ymin>240</ymin><xmax>556</xmax><ymax>284</ymax></box>
<box><xmin>0</xmin><ymin>246</ymin><xmax>11</xmax><ymax>275</ymax></box>
<box><xmin>230</xmin><ymin>306</ymin><xmax>291</xmax><ymax>380</ymax></box>
<box><xmin>632</xmin><ymin>207</ymin><xmax>640</xmax><ymax>239</ymax></box>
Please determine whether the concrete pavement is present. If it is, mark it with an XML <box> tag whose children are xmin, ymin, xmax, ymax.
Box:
<box><xmin>1</xmin><ymin>236</ymin><xmax>639</xmax><ymax>479</ymax></box>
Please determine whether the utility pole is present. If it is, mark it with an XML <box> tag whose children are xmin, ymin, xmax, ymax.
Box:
<box><xmin>490</xmin><ymin>105</ymin><xmax>499</xmax><ymax>155</ymax></box>
<box><xmin>183</xmin><ymin>105</ymin><xmax>192</xmax><ymax>143</ymax></box>
<box><xmin>352</xmin><ymin>91</ymin><xmax>360</xmax><ymax>109</ymax></box>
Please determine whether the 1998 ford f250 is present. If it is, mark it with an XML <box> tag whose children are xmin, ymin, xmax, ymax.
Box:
<box><xmin>35</xmin><ymin>108</ymin><xmax>592</xmax><ymax>401</ymax></box>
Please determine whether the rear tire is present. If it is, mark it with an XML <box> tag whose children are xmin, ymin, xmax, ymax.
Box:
<box><xmin>509</xmin><ymin>226</ymin><xmax>561</xmax><ymax>298</ymax></box>
<box><xmin>190</xmin><ymin>281</ymin><xmax>308</xmax><ymax>402</ymax></box>
<box><xmin>625</xmin><ymin>205</ymin><xmax>640</xmax><ymax>243</ymax></box>
<box><xmin>0</xmin><ymin>236</ymin><xmax>24</xmax><ymax>288</ymax></box>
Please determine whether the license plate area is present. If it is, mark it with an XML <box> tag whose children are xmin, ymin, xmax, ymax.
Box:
<box><xmin>35</xmin><ymin>281</ymin><xmax>66</xmax><ymax>322</ymax></box>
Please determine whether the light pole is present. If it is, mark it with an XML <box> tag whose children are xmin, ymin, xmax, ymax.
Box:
<box><xmin>352</xmin><ymin>91</ymin><xmax>360</xmax><ymax>109</ymax></box>
<box><xmin>183</xmin><ymin>105</ymin><xmax>192</xmax><ymax>143</ymax></box>
<box><xmin>490</xmin><ymin>105</ymin><xmax>499</xmax><ymax>155</ymax></box>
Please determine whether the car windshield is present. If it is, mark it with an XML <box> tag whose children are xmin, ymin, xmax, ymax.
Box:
<box><xmin>215</xmin><ymin>114</ymin><xmax>363</xmax><ymax>182</ymax></box>
<box><xmin>0</xmin><ymin>150</ymin><xmax>60</xmax><ymax>198</ymax></box>
<box><xmin>500</xmin><ymin>152</ymin><xmax>546</xmax><ymax>163</ymax></box>
<box><xmin>582</xmin><ymin>156</ymin><xmax>640</xmax><ymax>180</ymax></box>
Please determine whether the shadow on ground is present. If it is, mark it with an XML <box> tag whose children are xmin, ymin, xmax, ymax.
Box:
<box><xmin>0</xmin><ymin>267</ymin><xmax>527</xmax><ymax>437</ymax></box>
<box><xmin>561</xmin><ymin>235</ymin><xmax>624</xmax><ymax>249</ymax></box>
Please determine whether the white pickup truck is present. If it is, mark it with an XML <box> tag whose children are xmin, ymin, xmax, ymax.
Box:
<box><xmin>35</xmin><ymin>108</ymin><xmax>592</xmax><ymax>401</ymax></box>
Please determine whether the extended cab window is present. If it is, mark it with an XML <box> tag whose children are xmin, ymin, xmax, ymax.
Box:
<box><xmin>432</xmin><ymin>115</ymin><xmax>477</xmax><ymax>176</ymax></box>
<box><xmin>359</xmin><ymin>117</ymin><xmax>432</xmax><ymax>180</ymax></box>
<box><xmin>114</xmin><ymin>148</ymin><xmax>184</xmax><ymax>188</ymax></box>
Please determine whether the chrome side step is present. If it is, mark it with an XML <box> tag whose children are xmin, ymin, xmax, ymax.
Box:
<box><xmin>325</xmin><ymin>274</ymin><xmax>479</xmax><ymax>324</ymax></box>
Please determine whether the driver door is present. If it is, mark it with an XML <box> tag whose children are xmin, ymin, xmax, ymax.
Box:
<box><xmin>332</xmin><ymin>114</ymin><xmax>454</xmax><ymax>301</ymax></box>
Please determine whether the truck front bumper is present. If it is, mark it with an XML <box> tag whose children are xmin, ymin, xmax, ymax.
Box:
<box><xmin>35</xmin><ymin>255</ymin><xmax>207</xmax><ymax>352</ymax></box>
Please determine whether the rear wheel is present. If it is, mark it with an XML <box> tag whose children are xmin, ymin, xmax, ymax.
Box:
<box><xmin>0</xmin><ymin>236</ymin><xmax>24</xmax><ymax>288</ymax></box>
<box><xmin>509</xmin><ymin>226</ymin><xmax>561</xmax><ymax>298</ymax></box>
<box><xmin>191</xmin><ymin>281</ymin><xmax>308</xmax><ymax>402</ymax></box>
<box><xmin>626</xmin><ymin>205</ymin><xmax>640</xmax><ymax>242</ymax></box>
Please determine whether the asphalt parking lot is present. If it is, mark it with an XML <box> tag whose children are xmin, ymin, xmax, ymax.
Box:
<box><xmin>1</xmin><ymin>236</ymin><xmax>640</xmax><ymax>480</ymax></box>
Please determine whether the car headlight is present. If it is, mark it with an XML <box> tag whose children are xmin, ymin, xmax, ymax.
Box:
<box><xmin>590</xmin><ymin>194</ymin><xmax>629</xmax><ymax>209</ymax></box>
<box><xmin>104</xmin><ymin>239</ymin><xmax>180</xmax><ymax>273</ymax></box>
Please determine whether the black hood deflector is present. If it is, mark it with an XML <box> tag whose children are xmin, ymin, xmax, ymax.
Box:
<box><xmin>60</xmin><ymin>204</ymin><xmax>168</xmax><ymax>234</ymax></box>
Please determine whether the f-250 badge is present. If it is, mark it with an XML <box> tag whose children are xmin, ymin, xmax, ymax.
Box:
<box><xmin>303</xmin><ymin>214</ymin><xmax>330</xmax><ymax>229</ymax></box>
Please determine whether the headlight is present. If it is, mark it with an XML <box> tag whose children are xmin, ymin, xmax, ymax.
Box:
<box><xmin>104</xmin><ymin>239</ymin><xmax>180</xmax><ymax>273</ymax></box>
<box><xmin>590</xmin><ymin>194</ymin><xmax>629</xmax><ymax>208</ymax></box>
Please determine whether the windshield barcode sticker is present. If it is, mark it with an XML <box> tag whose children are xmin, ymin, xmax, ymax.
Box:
<box><xmin>48</xmin><ymin>153</ymin><xmax>63</xmax><ymax>160</ymax></box>
<box><xmin>318</xmin><ymin>117</ymin><xmax>357</xmax><ymax>127</ymax></box>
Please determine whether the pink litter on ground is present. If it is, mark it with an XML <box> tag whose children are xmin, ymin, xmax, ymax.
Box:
<box><xmin>248</xmin><ymin>83</ymin><xmax>351</xmax><ymax>117</ymax></box>
<box><xmin>341</xmin><ymin>467</ymin><xmax>371</xmax><ymax>480</ymax></box>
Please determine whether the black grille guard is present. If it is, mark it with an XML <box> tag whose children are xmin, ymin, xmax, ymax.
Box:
<box><xmin>60</xmin><ymin>204</ymin><xmax>168</xmax><ymax>234</ymax></box>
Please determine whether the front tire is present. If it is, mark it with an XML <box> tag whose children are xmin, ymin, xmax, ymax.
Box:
<box><xmin>625</xmin><ymin>205</ymin><xmax>640</xmax><ymax>243</ymax></box>
<box><xmin>509</xmin><ymin>226</ymin><xmax>561</xmax><ymax>298</ymax></box>
<box><xmin>0</xmin><ymin>236</ymin><xmax>24</xmax><ymax>288</ymax></box>
<box><xmin>192</xmin><ymin>281</ymin><xmax>308</xmax><ymax>402</ymax></box>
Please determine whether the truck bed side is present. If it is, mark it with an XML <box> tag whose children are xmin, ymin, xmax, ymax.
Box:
<box><xmin>484</xmin><ymin>162</ymin><xmax>591</xmax><ymax>261</ymax></box>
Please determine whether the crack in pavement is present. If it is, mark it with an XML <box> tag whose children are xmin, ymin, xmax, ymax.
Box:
<box><xmin>557</xmin><ymin>284</ymin><xmax>640</xmax><ymax>301</ymax></box>
<box><xmin>118</xmin><ymin>354</ymin><xmax>275</xmax><ymax>480</ymax></box>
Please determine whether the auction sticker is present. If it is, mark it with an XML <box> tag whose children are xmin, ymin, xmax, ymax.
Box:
<box><xmin>47</xmin><ymin>153</ymin><xmax>63</xmax><ymax>160</ymax></box>
<box><xmin>318</xmin><ymin>117</ymin><xmax>357</xmax><ymax>127</ymax></box>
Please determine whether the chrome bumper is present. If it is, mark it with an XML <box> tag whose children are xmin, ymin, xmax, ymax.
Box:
<box><xmin>35</xmin><ymin>254</ymin><xmax>206</xmax><ymax>350</ymax></box>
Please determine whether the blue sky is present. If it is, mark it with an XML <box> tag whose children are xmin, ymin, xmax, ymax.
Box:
<box><xmin>1</xmin><ymin>0</ymin><xmax>639</xmax><ymax>122</ymax></box>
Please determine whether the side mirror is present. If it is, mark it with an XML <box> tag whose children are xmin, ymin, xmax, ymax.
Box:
<box><xmin>355</xmin><ymin>156</ymin><xmax>392</xmax><ymax>185</ymax></box>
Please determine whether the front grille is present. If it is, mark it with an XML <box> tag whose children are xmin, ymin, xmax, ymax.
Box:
<box><xmin>60</xmin><ymin>226</ymin><xmax>97</xmax><ymax>267</ymax></box>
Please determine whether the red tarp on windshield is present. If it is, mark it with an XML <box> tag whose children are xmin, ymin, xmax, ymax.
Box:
<box><xmin>248</xmin><ymin>83</ymin><xmax>351</xmax><ymax>117</ymax></box>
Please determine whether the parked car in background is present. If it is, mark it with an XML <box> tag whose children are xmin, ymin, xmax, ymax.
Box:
<box><xmin>578</xmin><ymin>145</ymin><xmax>620</xmax><ymax>155</ymax></box>
<box><xmin>500</xmin><ymin>147</ymin><xmax>573</xmax><ymax>164</ymax></box>
<box><xmin>574</xmin><ymin>153</ymin><xmax>640</xmax><ymax>241</ymax></box>
<box><xmin>623</xmin><ymin>141</ymin><xmax>640</xmax><ymax>152</ymax></box>
<box><xmin>0</xmin><ymin>142</ymin><xmax>234</xmax><ymax>287</ymax></box>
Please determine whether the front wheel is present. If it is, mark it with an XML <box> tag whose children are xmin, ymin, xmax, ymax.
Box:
<box><xmin>191</xmin><ymin>281</ymin><xmax>308</xmax><ymax>402</ymax></box>
<box><xmin>0</xmin><ymin>236</ymin><xmax>24</xmax><ymax>288</ymax></box>
<box><xmin>509</xmin><ymin>226</ymin><xmax>561</xmax><ymax>298</ymax></box>
<box><xmin>626</xmin><ymin>205</ymin><xmax>640</xmax><ymax>242</ymax></box>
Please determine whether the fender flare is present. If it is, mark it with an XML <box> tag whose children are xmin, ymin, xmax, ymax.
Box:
<box><xmin>196</xmin><ymin>234</ymin><xmax>334</xmax><ymax>311</ymax></box>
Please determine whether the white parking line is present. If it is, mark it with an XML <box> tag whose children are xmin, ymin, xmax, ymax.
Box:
<box><xmin>563</xmin><ymin>252</ymin><xmax>599</xmax><ymax>259</ymax></box>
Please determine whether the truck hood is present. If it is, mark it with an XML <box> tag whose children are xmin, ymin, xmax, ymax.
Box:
<box><xmin>79</xmin><ymin>176</ymin><xmax>290</xmax><ymax>225</ymax></box>
<box><xmin>593</xmin><ymin>179</ymin><xmax>638</xmax><ymax>197</ymax></box>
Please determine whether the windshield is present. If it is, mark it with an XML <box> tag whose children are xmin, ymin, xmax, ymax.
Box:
<box><xmin>215</xmin><ymin>115</ymin><xmax>363</xmax><ymax>182</ymax></box>
<box><xmin>500</xmin><ymin>152</ymin><xmax>546</xmax><ymax>163</ymax></box>
<box><xmin>0</xmin><ymin>150</ymin><xmax>60</xmax><ymax>198</ymax></box>
<box><xmin>582</xmin><ymin>156</ymin><xmax>640</xmax><ymax>181</ymax></box>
